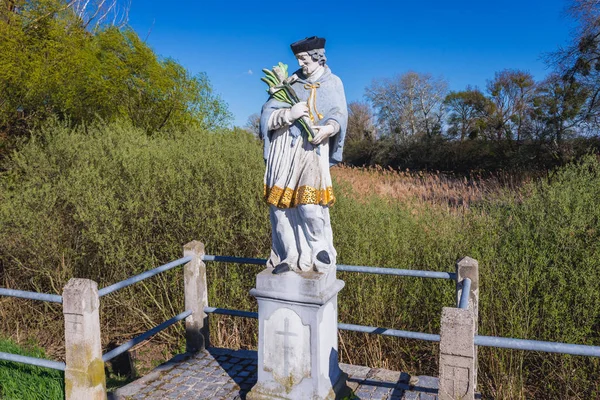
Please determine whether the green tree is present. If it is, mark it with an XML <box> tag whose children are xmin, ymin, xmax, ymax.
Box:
<box><xmin>0</xmin><ymin>0</ymin><xmax>231</xmax><ymax>143</ymax></box>
<box><xmin>531</xmin><ymin>73</ymin><xmax>588</xmax><ymax>144</ymax></box>
<box><xmin>444</xmin><ymin>87</ymin><xmax>491</xmax><ymax>141</ymax></box>
<box><xmin>554</xmin><ymin>0</ymin><xmax>600</xmax><ymax>132</ymax></box>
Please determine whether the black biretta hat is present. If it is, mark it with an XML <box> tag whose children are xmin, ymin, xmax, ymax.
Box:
<box><xmin>290</xmin><ymin>36</ymin><xmax>326</xmax><ymax>54</ymax></box>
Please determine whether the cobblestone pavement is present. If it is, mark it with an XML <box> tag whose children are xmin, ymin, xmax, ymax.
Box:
<box><xmin>111</xmin><ymin>348</ymin><xmax>440</xmax><ymax>400</ymax></box>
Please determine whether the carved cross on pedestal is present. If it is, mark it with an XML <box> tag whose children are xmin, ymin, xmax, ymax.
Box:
<box><xmin>275</xmin><ymin>317</ymin><xmax>298</xmax><ymax>378</ymax></box>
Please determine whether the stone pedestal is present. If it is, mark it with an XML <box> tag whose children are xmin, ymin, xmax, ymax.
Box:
<box><xmin>248</xmin><ymin>268</ymin><xmax>348</xmax><ymax>400</ymax></box>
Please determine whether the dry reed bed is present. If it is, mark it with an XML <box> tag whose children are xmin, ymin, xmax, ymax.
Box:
<box><xmin>331</xmin><ymin>164</ymin><xmax>531</xmax><ymax>209</ymax></box>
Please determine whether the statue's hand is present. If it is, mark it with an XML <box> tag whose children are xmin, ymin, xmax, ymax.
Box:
<box><xmin>289</xmin><ymin>102</ymin><xmax>309</xmax><ymax>121</ymax></box>
<box><xmin>284</xmin><ymin>74</ymin><xmax>299</xmax><ymax>85</ymax></box>
<box><xmin>310</xmin><ymin>124</ymin><xmax>336</xmax><ymax>145</ymax></box>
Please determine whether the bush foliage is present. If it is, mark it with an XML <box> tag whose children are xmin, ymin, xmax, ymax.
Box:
<box><xmin>344</xmin><ymin>133</ymin><xmax>600</xmax><ymax>174</ymax></box>
<box><xmin>0</xmin><ymin>121</ymin><xmax>598</xmax><ymax>399</ymax></box>
<box><xmin>0</xmin><ymin>0</ymin><xmax>231</xmax><ymax>143</ymax></box>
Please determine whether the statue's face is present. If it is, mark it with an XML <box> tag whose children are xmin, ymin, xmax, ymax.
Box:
<box><xmin>296</xmin><ymin>52</ymin><xmax>320</xmax><ymax>76</ymax></box>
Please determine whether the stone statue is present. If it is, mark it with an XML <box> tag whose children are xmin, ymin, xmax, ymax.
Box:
<box><xmin>260</xmin><ymin>36</ymin><xmax>348</xmax><ymax>275</ymax></box>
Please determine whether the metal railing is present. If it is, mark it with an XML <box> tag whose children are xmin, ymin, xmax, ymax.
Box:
<box><xmin>96</xmin><ymin>255</ymin><xmax>195</xmax><ymax>363</ymax></box>
<box><xmin>458</xmin><ymin>277</ymin><xmax>472</xmax><ymax>309</ymax></box>
<box><xmin>337</xmin><ymin>264</ymin><xmax>456</xmax><ymax>280</ymax></box>
<box><xmin>201</xmin><ymin>254</ymin><xmax>453</xmax><ymax>343</ymax></box>
<box><xmin>2</xmin><ymin>245</ymin><xmax>599</xmax><ymax>399</ymax></box>
<box><xmin>0</xmin><ymin>352</ymin><xmax>66</xmax><ymax>371</ymax></box>
<box><xmin>0</xmin><ymin>288</ymin><xmax>62</xmax><ymax>303</ymax></box>
<box><xmin>0</xmin><ymin>255</ymin><xmax>197</xmax><ymax>376</ymax></box>
<box><xmin>102</xmin><ymin>310</ymin><xmax>192</xmax><ymax>362</ymax></box>
<box><xmin>474</xmin><ymin>335</ymin><xmax>600</xmax><ymax>357</ymax></box>
<box><xmin>0</xmin><ymin>289</ymin><xmax>65</xmax><ymax>370</ymax></box>
<box><xmin>202</xmin><ymin>254</ymin><xmax>600</xmax><ymax>359</ymax></box>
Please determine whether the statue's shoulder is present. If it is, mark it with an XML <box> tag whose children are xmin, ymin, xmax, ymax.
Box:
<box><xmin>325</xmin><ymin>68</ymin><xmax>344</xmax><ymax>87</ymax></box>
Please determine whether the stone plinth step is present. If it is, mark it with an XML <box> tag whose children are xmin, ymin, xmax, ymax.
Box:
<box><xmin>110</xmin><ymin>347</ymin><xmax>453</xmax><ymax>399</ymax></box>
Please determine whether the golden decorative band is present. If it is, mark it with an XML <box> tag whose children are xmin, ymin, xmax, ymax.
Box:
<box><xmin>264</xmin><ymin>184</ymin><xmax>335</xmax><ymax>208</ymax></box>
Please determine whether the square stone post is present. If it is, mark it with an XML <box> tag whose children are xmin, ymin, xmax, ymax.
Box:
<box><xmin>248</xmin><ymin>269</ymin><xmax>349</xmax><ymax>400</ymax></box>
<box><xmin>184</xmin><ymin>241</ymin><xmax>209</xmax><ymax>352</ymax></box>
<box><xmin>62</xmin><ymin>278</ymin><xmax>107</xmax><ymax>400</ymax></box>
<box><xmin>438</xmin><ymin>307</ymin><xmax>475</xmax><ymax>400</ymax></box>
<box><xmin>456</xmin><ymin>256</ymin><xmax>479</xmax><ymax>388</ymax></box>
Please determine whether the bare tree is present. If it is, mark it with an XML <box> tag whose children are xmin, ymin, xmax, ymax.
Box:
<box><xmin>347</xmin><ymin>102</ymin><xmax>376</xmax><ymax>141</ymax></box>
<box><xmin>366</xmin><ymin>72</ymin><xmax>447</xmax><ymax>142</ymax></box>
<box><xmin>14</xmin><ymin>0</ymin><xmax>130</xmax><ymax>30</ymax></box>
<box><xmin>244</xmin><ymin>113</ymin><xmax>261</xmax><ymax>138</ymax></box>
<box><xmin>71</xmin><ymin>0</ymin><xmax>130</xmax><ymax>29</ymax></box>
<box><xmin>486</xmin><ymin>69</ymin><xmax>536</xmax><ymax>141</ymax></box>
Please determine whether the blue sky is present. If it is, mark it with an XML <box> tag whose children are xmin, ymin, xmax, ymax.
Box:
<box><xmin>127</xmin><ymin>1</ymin><xmax>576</xmax><ymax>127</ymax></box>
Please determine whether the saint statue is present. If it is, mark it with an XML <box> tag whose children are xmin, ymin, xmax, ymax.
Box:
<box><xmin>260</xmin><ymin>36</ymin><xmax>348</xmax><ymax>274</ymax></box>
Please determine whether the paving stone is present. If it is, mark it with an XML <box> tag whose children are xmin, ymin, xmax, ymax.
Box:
<box><xmin>413</xmin><ymin>375</ymin><xmax>439</xmax><ymax>389</ymax></box>
<box><xmin>355</xmin><ymin>388</ymin><xmax>375</xmax><ymax>398</ymax></box>
<box><xmin>341</xmin><ymin>363</ymin><xmax>372</xmax><ymax>379</ymax></box>
<box><xmin>374</xmin><ymin>386</ymin><xmax>392</xmax><ymax>395</ymax></box>
<box><xmin>373</xmin><ymin>369</ymin><xmax>403</xmax><ymax>383</ymax></box>
<box><xmin>402</xmin><ymin>391</ymin><xmax>420</xmax><ymax>400</ymax></box>
<box><xmin>111</xmin><ymin>347</ymin><xmax>448</xmax><ymax>400</ymax></box>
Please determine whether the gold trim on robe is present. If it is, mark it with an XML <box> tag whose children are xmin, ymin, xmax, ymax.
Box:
<box><xmin>264</xmin><ymin>185</ymin><xmax>335</xmax><ymax>208</ymax></box>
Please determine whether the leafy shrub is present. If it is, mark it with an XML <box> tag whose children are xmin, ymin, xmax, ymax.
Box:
<box><xmin>0</xmin><ymin>1</ymin><xmax>231</xmax><ymax>142</ymax></box>
<box><xmin>0</xmin><ymin>120</ymin><xmax>269</xmax><ymax>349</ymax></box>
<box><xmin>0</xmin><ymin>121</ymin><xmax>598</xmax><ymax>399</ymax></box>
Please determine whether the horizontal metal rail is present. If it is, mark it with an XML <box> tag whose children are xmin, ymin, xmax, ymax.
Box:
<box><xmin>201</xmin><ymin>305</ymin><xmax>600</xmax><ymax>358</ymax></box>
<box><xmin>0</xmin><ymin>288</ymin><xmax>62</xmax><ymax>303</ymax></box>
<box><xmin>102</xmin><ymin>310</ymin><xmax>192</xmax><ymax>362</ymax></box>
<box><xmin>0</xmin><ymin>351</ymin><xmax>65</xmax><ymax>371</ymax></box>
<box><xmin>458</xmin><ymin>278</ymin><xmax>472</xmax><ymax>309</ymax></box>
<box><xmin>202</xmin><ymin>255</ymin><xmax>455</xmax><ymax>280</ymax></box>
<box><xmin>202</xmin><ymin>255</ymin><xmax>266</xmax><ymax>265</ymax></box>
<box><xmin>475</xmin><ymin>335</ymin><xmax>600</xmax><ymax>357</ymax></box>
<box><xmin>203</xmin><ymin>306</ymin><xmax>440</xmax><ymax>342</ymax></box>
<box><xmin>99</xmin><ymin>255</ymin><xmax>193</xmax><ymax>297</ymax></box>
<box><xmin>339</xmin><ymin>323</ymin><xmax>441</xmax><ymax>342</ymax></box>
<box><xmin>337</xmin><ymin>265</ymin><xmax>456</xmax><ymax>280</ymax></box>
<box><xmin>205</xmin><ymin>307</ymin><xmax>258</xmax><ymax>319</ymax></box>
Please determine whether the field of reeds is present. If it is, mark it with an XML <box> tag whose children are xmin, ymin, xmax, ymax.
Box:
<box><xmin>331</xmin><ymin>164</ymin><xmax>527</xmax><ymax>208</ymax></box>
<box><xmin>0</xmin><ymin>121</ymin><xmax>598</xmax><ymax>399</ymax></box>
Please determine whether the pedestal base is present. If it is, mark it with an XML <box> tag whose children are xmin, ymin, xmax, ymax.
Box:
<box><xmin>248</xmin><ymin>268</ymin><xmax>349</xmax><ymax>400</ymax></box>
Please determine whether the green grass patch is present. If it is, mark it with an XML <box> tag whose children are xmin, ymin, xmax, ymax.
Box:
<box><xmin>0</xmin><ymin>338</ymin><xmax>64</xmax><ymax>400</ymax></box>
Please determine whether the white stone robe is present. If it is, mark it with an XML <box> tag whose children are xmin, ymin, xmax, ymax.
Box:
<box><xmin>260</xmin><ymin>66</ymin><xmax>348</xmax><ymax>272</ymax></box>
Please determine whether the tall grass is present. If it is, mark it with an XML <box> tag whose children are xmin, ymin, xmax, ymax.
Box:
<box><xmin>0</xmin><ymin>120</ymin><xmax>598</xmax><ymax>399</ymax></box>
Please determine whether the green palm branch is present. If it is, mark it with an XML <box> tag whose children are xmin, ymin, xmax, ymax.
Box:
<box><xmin>260</xmin><ymin>63</ymin><xmax>314</xmax><ymax>141</ymax></box>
